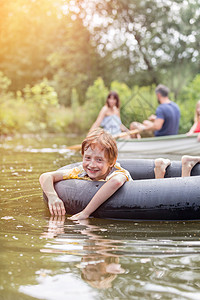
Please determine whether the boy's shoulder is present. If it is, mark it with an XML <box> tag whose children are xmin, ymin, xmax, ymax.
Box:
<box><xmin>106</xmin><ymin>162</ymin><xmax>133</xmax><ymax>181</ymax></box>
<box><xmin>63</xmin><ymin>163</ymin><xmax>84</xmax><ymax>180</ymax></box>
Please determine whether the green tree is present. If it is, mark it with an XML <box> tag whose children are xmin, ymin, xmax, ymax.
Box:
<box><xmin>79</xmin><ymin>0</ymin><xmax>200</xmax><ymax>93</ymax></box>
<box><xmin>178</xmin><ymin>74</ymin><xmax>200</xmax><ymax>133</ymax></box>
<box><xmin>79</xmin><ymin>77</ymin><xmax>109</xmax><ymax>131</ymax></box>
<box><xmin>0</xmin><ymin>0</ymin><xmax>60</xmax><ymax>91</ymax></box>
<box><xmin>0</xmin><ymin>0</ymin><xmax>104</xmax><ymax>105</ymax></box>
<box><xmin>48</xmin><ymin>14</ymin><xmax>102</xmax><ymax>106</ymax></box>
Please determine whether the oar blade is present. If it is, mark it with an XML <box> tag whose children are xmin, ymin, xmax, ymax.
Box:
<box><xmin>67</xmin><ymin>144</ymin><xmax>82</xmax><ymax>151</ymax></box>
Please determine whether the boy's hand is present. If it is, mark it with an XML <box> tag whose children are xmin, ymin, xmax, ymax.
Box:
<box><xmin>68</xmin><ymin>210</ymin><xmax>89</xmax><ymax>220</ymax></box>
<box><xmin>48</xmin><ymin>197</ymin><xmax>66</xmax><ymax>215</ymax></box>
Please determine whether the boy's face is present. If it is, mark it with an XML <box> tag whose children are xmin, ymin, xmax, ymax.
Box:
<box><xmin>83</xmin><ymin>145</ymin><xmax>113</xmax><ymax>181</ymax></box>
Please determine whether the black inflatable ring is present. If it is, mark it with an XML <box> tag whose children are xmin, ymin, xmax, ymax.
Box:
<box><xmin>44</xmin><ymin>159</ymin><xmax>200</xmax><ymax>221</ymax></box>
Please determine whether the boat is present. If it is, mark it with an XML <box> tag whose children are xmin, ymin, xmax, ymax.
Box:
<box><xmin>43</xmin><ymin>159</ymin><xmax>200</xmax><ymax>221</ymax></box>
<box><xmin>117</xmin><ymin>134</ymin><xmax>200</xmax><ymax>156</ymax></box>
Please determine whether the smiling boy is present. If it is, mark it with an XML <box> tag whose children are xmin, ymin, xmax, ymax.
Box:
<box><xmin>39</xmin><ymin>128</ymin><xmax>132</xmax><ymax>220</ymax></box>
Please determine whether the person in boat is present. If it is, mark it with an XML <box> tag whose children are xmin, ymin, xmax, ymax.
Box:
<box><xmin>187</xmin><ymin>100</ymin><xmax>200</xmax><ymax>136</ymax></box>
<box><xmin>89</xmin><ymin>91</ymin><xmax>129</xmax><ymax>137</ymax></box>
<box><xmin>130</xmin><ymin>84</ymin><xmax>180</xmax><ymax>138</ymax></box>
<box><xmin>154</xmin><ymin>156</ymin><xmax>200</xmax><ymax>179</ymax></box>
<box><xmin>39</xmin><ymin>128</ymin><xmax>132</xmax><ymax>219</ymax></box>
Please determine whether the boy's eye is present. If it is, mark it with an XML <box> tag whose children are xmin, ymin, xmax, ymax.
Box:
<box><xmin>97</xmin><ymin>158</ymin><xmax>103</xmax><ymax>162</ymax></box>
<box><xmin>85</xmin><ymin>156</ymin><xmax>90</xmax><ymax>160</ymax></box>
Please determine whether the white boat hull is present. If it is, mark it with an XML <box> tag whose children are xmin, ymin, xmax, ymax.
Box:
<box><xmin>117</xmin><ymin>134</ymin><xmax>200</xmax><ymax>155</ymax></box>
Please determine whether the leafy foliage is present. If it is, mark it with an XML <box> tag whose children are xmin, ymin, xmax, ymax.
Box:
<box><xmin>47</xmin><ymin>13</ymin><xmax>102</xmax><ymax>106</ymax></box>
<box><xmin>1</xmin><ymin>0</ymin><xmax>200</xmax><ymax>135</ymax></box>
<box><xmin>177</xmin><ymin>74</ymin><xmax>200</xmax><ymax>133</ymax></box>
<box><xmin>0</xmin><ymin>71</ymin><xmax>11</xmax><ymax>92</ymax></box>
<box><xmin>0</xmin><ymin>74</ymin><xmax>70</xmax><ymax>134</ymax></box>
<box><xmin>79</xmin><ymin>78</ymin><xmax>109</xmax><ymax>131</ymax></box>
<box><xmin>80</xmin><ymin>0</ymin><xmax>200</xmax><ymax>90</ymax></box>
<box><xmin>0</xmin><ymin>72</ymin><xmax>198</xmax><ymax>135</ymax></box>
<box><xmin>0</xmin><ymin>0</ymin><xmax>58</xmax><ymax>90</ymax></box>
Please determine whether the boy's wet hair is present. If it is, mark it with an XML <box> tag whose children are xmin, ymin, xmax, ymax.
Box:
<box><xmin>81</xmin><ymin>128</ymin><xmax>118</xmax><ymax>165</ymax></box>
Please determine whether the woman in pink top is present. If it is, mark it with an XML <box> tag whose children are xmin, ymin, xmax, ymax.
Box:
<box><xmin>187</xmin><ymin>100</ymin><xmax>200</xmax><ymax>135</ymax></box>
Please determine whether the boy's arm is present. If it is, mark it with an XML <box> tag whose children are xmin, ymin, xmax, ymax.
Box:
<box><xmin>69</xmin><ymin>174</ymin><xmax>127</xmax><ymax>220</ymax></box>
<box><xmin>39</xmin><ymin>170</ymin><xmax>66</xmax><ymax>215</ymax></box>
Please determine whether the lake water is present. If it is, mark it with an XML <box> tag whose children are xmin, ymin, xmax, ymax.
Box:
<box><xmin>1</xmin><ymin>134</ymin><xmax>200</xmax><ymax>300</ymax></box>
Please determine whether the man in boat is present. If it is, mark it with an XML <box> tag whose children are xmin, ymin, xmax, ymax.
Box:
<box><xmin>130</xmin><ymin>84</ymin><xmax>180</xmax><ymax>138</ymax></box>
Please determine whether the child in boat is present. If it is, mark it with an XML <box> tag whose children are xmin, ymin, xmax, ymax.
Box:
<box><xmin>154</xmin><ymin>156</ymin><xmax>200</xmax><ymax>178</ymax></box>
<box><xmin>187</xmin><ymin>100</ymin><xmax>200</xmax><ymax>135</ymax></box>
<box><xmin>39</xmin><ymin>128</ymin><xmax>132</xmax><ymax>220</ymax></box>
<box><xmin>89</xmin><ymin>91</ymin><xmax>129</xmax><ymax>136</ymax></box>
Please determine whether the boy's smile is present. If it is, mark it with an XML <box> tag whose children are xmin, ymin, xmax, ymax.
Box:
<box><xmin>83</xmin><ymin>145</ymin><xmax>112</xmax><ymax>181</ymax></box>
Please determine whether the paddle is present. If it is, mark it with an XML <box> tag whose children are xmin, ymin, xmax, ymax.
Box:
<box><xmin>67</xmin><ymin>129</ymin><xmax>141</xmax><ymax>151</ymax></box>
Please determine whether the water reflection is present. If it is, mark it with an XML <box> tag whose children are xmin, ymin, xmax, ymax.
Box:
<box><xmin>2</xmin><ymin>134</ymin><xmax>200</xmax><ymax>300</ymax></box>
<box><xmin>71</xmin><ymin>219</ymin><xmax>125</xmax><ymax>290</ymax></box>
<box><xmin>18</xmin><ymin>217</ymin><xmax>200</xmax><ymax>300</ymax></box>
<box><xmin>41</xmin><ymin>216</ymin><xmax>65</xmax><ymax>239</ymax></box>
<box><xmin>41</xmin><ymin>217</ymin><xmax>125</xmax><ymax>289</ymax></box>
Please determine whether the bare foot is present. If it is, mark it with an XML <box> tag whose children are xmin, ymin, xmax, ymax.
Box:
<box><xmin>181</xmin><ymin>155</ymin><xmax>200</xmax><ymax>177</ymax></box>
<box><xmin>154</xmin><ymin>158</ymin><xmax>171</xmax><ymax>179</ymax></box>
